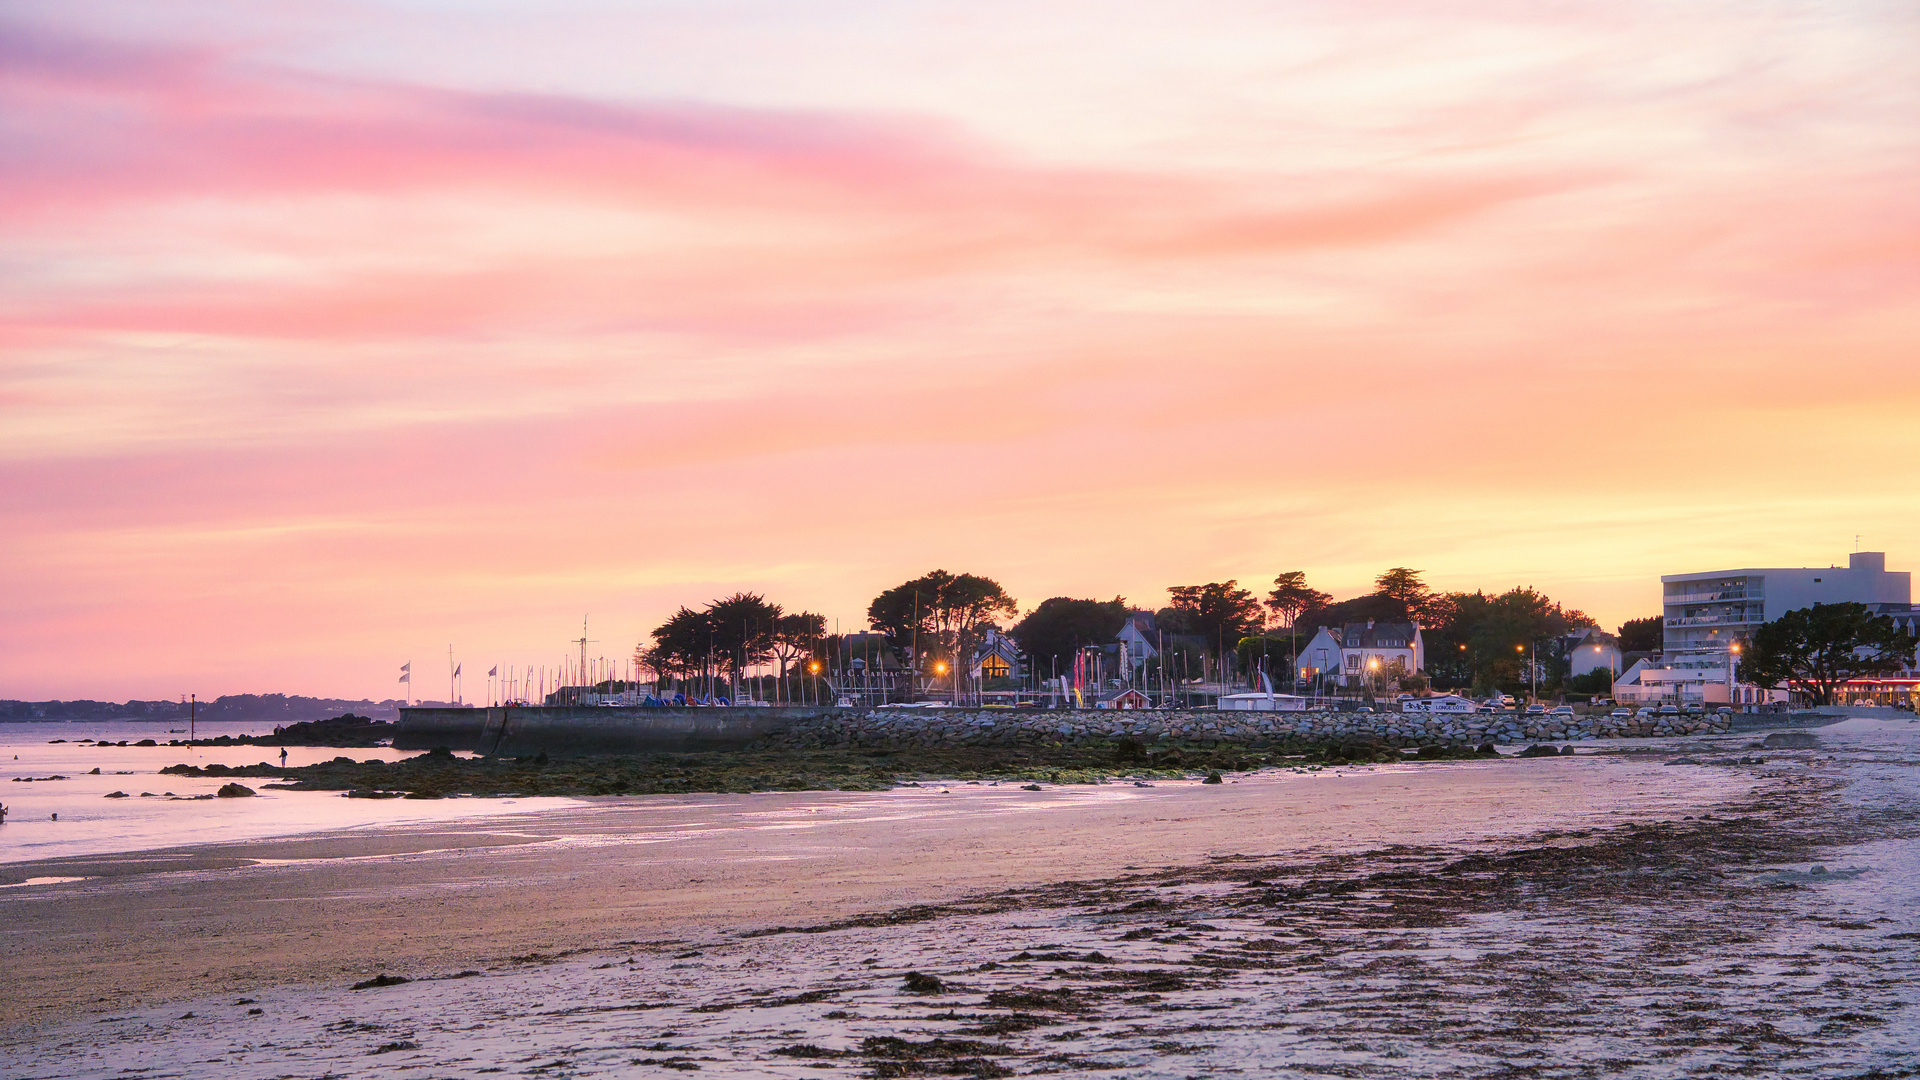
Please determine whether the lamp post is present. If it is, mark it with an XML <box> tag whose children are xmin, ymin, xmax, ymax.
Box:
<box><xmin>1727</xmin><ymin>641</ymin><xmax>1741</xmax><ymax>708</ymax></box>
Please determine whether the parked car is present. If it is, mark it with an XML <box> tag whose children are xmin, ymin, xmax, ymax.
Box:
<box><xmin>1683</xmin><ymin>703</ymin><xmax>1706</xmax><ymax>715</ymax></box>
<box><xmin>1714</xmin><ymin>706</ymin><xmax>1734</xmax><ymax>715</ymax></box>
<box><xmin>1548</xmin><ymin>705</ymin><xmax>1575</xmax><ymax>717</ymax></box>
<box><xmin>1354</xmin><ymin>706</ymin><xmax>1374</xmax><ymax>714</ymax></box>
<box><xmin>1525</xmin><ymin>703</ymin><xmax>1546</xmax><ymax>715</ymax></box>
<box><xmin>1610</xmin><ymin>708</ymin><xmax>1632</xmax><ymax>719</ymax></box>
<box><xmin>1658</xmin><ymin>704</ymin><xmax>1680</xmax><ymax>716</ymax></box>
<box><xmin>1635</xmin><ymin>707</ymin><xmax>1656</xmax><ymax>719</ymax></box>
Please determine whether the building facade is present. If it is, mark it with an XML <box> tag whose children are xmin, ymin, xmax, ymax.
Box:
<box><xmin>1616</xmin><ymin>551</ymin><xmax>1911</xmax><ymax>705</ymax></box>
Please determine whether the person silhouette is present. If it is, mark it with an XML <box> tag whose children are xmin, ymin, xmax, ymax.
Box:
<box><xmin>280</xmin><ymin>748</ymin><xmax>289</xmax><ymax>769</ymax></box>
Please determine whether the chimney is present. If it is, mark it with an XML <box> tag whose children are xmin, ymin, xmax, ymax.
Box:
<box><xmin>1850</xmin><ymin>551</ymin><xmax>1887</xmax><ymax>573</ymax></box>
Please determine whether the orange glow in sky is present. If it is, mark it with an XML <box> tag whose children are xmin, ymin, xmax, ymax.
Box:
<box><xmin>3</xmin><ymin>2</ymin><xmax>1917</xmax><ymax>699</ymax></box>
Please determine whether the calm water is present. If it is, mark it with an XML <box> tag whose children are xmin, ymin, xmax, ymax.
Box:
<box><xmin>0</xmin><ymin>720</ymin><xmax>580</xmax><ymax>865</ymax></box>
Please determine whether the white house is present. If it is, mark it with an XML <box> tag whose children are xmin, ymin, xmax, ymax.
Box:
<box><xmin>1296</xmin><ymin>626</ymin><xmax>1345</xmax><ymax>686</ymax></box>
<box><xmin>1338</xmin><ymin>620</ymin><xmax>1424</xmax><ymax>686</ymax></box>
<box><xmin>1565</xmin><ymin>627</ymin><xmax>1623</xmax><ymax>680</ymax></box>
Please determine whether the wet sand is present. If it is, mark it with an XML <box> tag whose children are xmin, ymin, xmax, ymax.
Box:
<box><xmin>0</xmin><ymin>754</ymin><xmax>1749</xmax><ymax>1036</ymax></box>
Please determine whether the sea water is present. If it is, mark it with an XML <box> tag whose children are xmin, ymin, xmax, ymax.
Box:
<box><xmin>0</xmin><ymin>720</ymin><xmax>581</xmax><ymax>865</ymax></box>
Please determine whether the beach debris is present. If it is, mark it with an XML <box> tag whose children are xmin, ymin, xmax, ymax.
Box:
<box><xmin>177</xmin><ymin>1012</ymin><xmax>193</xmax><ymax>1020</ymax></box>
<box><xmin>901</xmin><ymin>971</ymin><xmax>947</xmax><ymax>994</ymax></box>
<box><xmin>368</xmin><ymin>1040</ymin><xmax>418</xmax><ymax>1054</ymax></box>
<box><xmin>351</xmin><ymin>973</ymin><xmax>411</xmax><ymax>990</ymax></box>
<box><xmin>859</xmin><ymin>1036</ymin><xmax>1013</xmax><ymax>1078</ymax></box>
<box><xmin>215</xmin><ymin>783</ymin><xmax>256</xmax><ymax>798</ymax></box>
<box><xmin>771</xmin><ymin>1044</ymin><xmax>845</xmax><ymax>1058</ymax></box>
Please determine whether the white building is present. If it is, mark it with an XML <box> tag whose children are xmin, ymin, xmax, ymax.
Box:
<box><xmin>1565</xmin><ymin>627</ymin><xmax>1623</xmax><ymax>680</ymax></box>
<box><xmin>1293</xmin><ymin>621</ymin><xmax>1425</xmax><ymax>688</ymax></box>
<box><xmin>1615</xmin><ymin>551</ymin><xmax>1911</xmax><ymax>705</ymax></box>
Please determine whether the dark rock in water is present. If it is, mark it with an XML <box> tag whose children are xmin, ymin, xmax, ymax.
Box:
<box><xmin>1477</xmin><ymin>742</ymin><xmax>1497</xmax><ymax>756</ymax></box>
<box><xmin>1668</xmin><ymin>757</ymin><xmax>1703</xmax><ymax>765</ymax></box>
<box><xmin>135</xmin><ymin>739</ymin><xmax>156</xmax><ymax>747</ymax></box>
<box><xmin>351</xmin><ymin>973</ymin><xmax>410</xmax><ymax>990</ymax></box>
<box><xmin>103</xmin><ymin>790</ymin><xmax>129</xmax><ymax>798</ymax></box>
<box><xmin>1020</xmin><ymin>783</ymin><xmax>1042</xmax><ymax>791</ymax></box>
<box><xmin>1560</xmin><ymin>745</ymin><xmax>1576</xmax><ymax>755</ymax></box>
<box><xmin>215</xmin><ymin>783</ymin><xmax>256</xmax><ymax>798</ymax></box>
<box><xmin>88</xmin><ymin>767</ymin><xmax>101</xmax><ymax>775</ymax></box>
<box><xmin>347</xmin><ymin>788</ymin><xmax>401</xmax><ymax>799</ymax></box>
<box><xmin>901</xmin><ymin>970</ymin><xmax>946</xmax><ymax>994</ymax></box>
<box><xmin>1202</xmin><ymin>771</ymin><xmax>1224</xmax><ymax>784</ymax></box>
<box><xmin>1516</xmin><ymin>744</ymin><xmax>1562</xmax><ymax>758</ymax></box>
<box><xmin>1763</xmin><ymin>732</ymin><xmax>1818</xmax><ymax>749</ymax></box>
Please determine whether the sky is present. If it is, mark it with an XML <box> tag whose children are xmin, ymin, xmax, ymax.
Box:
<box><xmin>3</xmin><ymin>0</ymin><xmax>1918</xmax><ymax>701</ymax></box>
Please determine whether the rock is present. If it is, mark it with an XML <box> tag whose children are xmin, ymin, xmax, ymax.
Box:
<box><xmin>1020</xmin><ymin>783</ymin><xmax>1042</xmax><ymax>791</ymax></box>
<box><xmin>1516</xmin><ymin>744</ymin><xmax>1562</xmax><ymax>758</ymax></box>
<box><xmin>215</xmin><ymin>783</ymin><xmax>256</xmax><ymax>798</ymax></box>
<box><xmin>1202</xmin><ymin>771</ymin><xmax>1223</xmax><ymax>784</ymax></box>
<box><xmin>901</xmin><ymin>971</ymin><xmax>946</xmax><ymax>994</ymax></box>
<box><xmin>1560</xmin><ymin>745</ymin><xmax>1576</xmax><ymax>755</ymax></box>
<box><xmin>103</xmin><ymin>790</ymin><xmax>129</xmax><ymax>798</ymax></box>
<box><xmin>1763</xmin><ymin>732</ymin><xmax>1818</xmax><ymax>749</ymax></box>
<box><xmin>351</xmin><ymin>973</ymin><xmax>410</xmax><ymax>990</ymax></box>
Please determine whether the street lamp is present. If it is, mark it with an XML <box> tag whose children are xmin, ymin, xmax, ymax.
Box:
<box><xmin>1727</xmin><ymin>641</ymin><xmax>1741</xmax><ymax>708</ymax></box>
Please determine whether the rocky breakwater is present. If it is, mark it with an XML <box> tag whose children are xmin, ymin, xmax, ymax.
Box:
<box><xmin>755</xmin><ymin>706</ymin><xmax>1732</xmax><ymax>753</ymax></box>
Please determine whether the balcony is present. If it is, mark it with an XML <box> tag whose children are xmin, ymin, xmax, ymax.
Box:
<box><xmin>1663</xmin><ymin>589</ymin><xmax>1761</xmax><ymax>605</ymax></box>
<box><xmin>1665</xmin><ymin>614</ymin><xmax>1762</xmax><ymax>628</ymax></box>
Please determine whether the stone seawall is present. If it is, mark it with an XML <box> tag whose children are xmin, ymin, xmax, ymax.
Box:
<box><xmin>397</xmin><ymin>704</ymin><xmax>1735</xmax><ymax>757</ymax></box>
<box><xmin>752</xmin><ymin>707</ymin><xmax>1734</xmax><ymax>751</ymax></box>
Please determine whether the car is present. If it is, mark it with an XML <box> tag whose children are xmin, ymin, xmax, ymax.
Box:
<box><xmin>1658</xmin><ymin>704</ymin><xmax>1680</xmax><ymax>716</ymax></box>
<box><xmin>1610</xmin><ymin>708</ymin><xmax>1632</xmax><ymax>719</ymax></box>
<box><xmin>1714</xmin><ymin>705</ymin><xmax>1734</xmax><ymax>715</ymax></box>
<box><xmin>1548</xmin><ymin>705</ymin><xmax>1575</xmax><ymax>717</ymax></box>
<box><xmin>1525</xmin><ymin>703</ymin><xmax>1546</xmax><ymax>715</ymax></box>
<box><xmin>1683</xmin><ymin>703</ymin><xmax>1706</xmax><ymax>715</ymax></box>
<box><xmin>1353</xmin><ymin>706</ymin><xmax>1375</xmax><ymax>714</ymax></box>
<box><xmin>1635</xmin><ymin>707</ymin><xmax>1656</xmax><ymax>718</ymax></box>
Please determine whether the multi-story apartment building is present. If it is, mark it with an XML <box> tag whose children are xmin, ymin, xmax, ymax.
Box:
<box><xmin>1617</xmin><ymin>551</ymin><xmax>1911</xmax><ymax>705</ymax></box>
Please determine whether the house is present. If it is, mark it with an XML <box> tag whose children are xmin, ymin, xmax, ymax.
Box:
<box><xmin>1097</xmin><ymin>688</ymin><xmax>1152</xmax><ymax>710</ymax></box>
<box><xmin>1114</xmin><ymin>611</ymin><xmax>1159</xmax><ymax>670</ymax></box>
<box><xmin>1564</xmin><ymin>627</ymin><xmax>1623</xmax><ymax>680</ymax></box>
<box><xmin>970</xmin><ymin>627</ymin><xmax>1023</xmax><ymax>683</ymax></box>
<box><xmin>1337</xmin><ymin>620</ymin><xmax>1424</xmax><ymax>685</ymax></box>
<box><xmin>1296</xmin><ymin>626</ymin><xmax>1345</xmax><ymax>686</ymax></box>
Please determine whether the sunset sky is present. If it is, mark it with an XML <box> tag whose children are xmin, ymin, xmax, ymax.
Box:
<box><xmin>4</xmin><ymin>1</ymin><xmax>1917</xmax><ymax>701</ymax></box>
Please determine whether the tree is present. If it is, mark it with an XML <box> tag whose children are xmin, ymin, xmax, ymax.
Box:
<box><xmin>1011</xmin><ymin>597</ymin><xmax>1130</xmax><ymax>675</ymax></box>
<box><xmin>768</xmin><ymin>611</ymin><xmax>827</xmax><ymax>687</ymax></box>
<box><xmin>1617</xmin><ymin>616</ymin><xmax>1663</xmax><ymax>654</ymax></box>
<box><xmin>704</xmin><ymin>592</ymin><xmax>782</xmax><ymax>677</ymax></box>
<box><xmin>1374</xmin><ymin>568</ymin><xmax>1433</xmax><ymax>621</ymax></box>
<box><xmin>868</xmin><ymin>570</ymin><xmax>1019</xmax><ymax>669</ymax></box>
<box><xmin>640</xmin><ymin>605</ymin><xmax>715</xmax><ymax>682</ymax></box>
<box><xmin>1266</xmin><ymin>571</ymin><xmax>1332</xmax><ymax>628</ymax></box>
<box><xmin>1164</xmin><ymin>581</ymin><xmax>1265</xmax><ymax>656</ymax></box>
<box><xmin>1420</xmin><ymin>587</ymin><xmax>1596</xmax><ymax>695</ymax></box>
<box><xmin>1737</xmin><ymin>603</ymin><xmax>1919</xmax><ymax>706</ymax></box>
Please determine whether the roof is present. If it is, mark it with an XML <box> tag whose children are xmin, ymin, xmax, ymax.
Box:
<box><xmin>1340</xmin><ymin>621</ymin><xmax>1418</xmax><ymax>649</ymax></box>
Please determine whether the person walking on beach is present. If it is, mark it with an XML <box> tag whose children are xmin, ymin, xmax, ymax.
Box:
<box><xmin>280</xmin><ymin>748</ymin><xmax>289</xmax><ymax>769</ymax></box>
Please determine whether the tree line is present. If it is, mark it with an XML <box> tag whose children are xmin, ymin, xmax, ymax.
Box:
<box><xmin>633</xmin><ymin>566</ymin><xmax>1670</xmax><ymax>698</ymax></box>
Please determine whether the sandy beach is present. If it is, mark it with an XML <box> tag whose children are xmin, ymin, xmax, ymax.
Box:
<box><xmin>4</xmin><ymin>726</ymin><xmax>1918</xmax><ymax>1077</ymax></box>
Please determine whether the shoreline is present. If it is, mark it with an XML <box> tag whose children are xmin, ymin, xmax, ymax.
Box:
<box><xmin>0</xmin><ymin>745</ymin><xmax>1764</xmax><ymax>1036</ymax></box>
